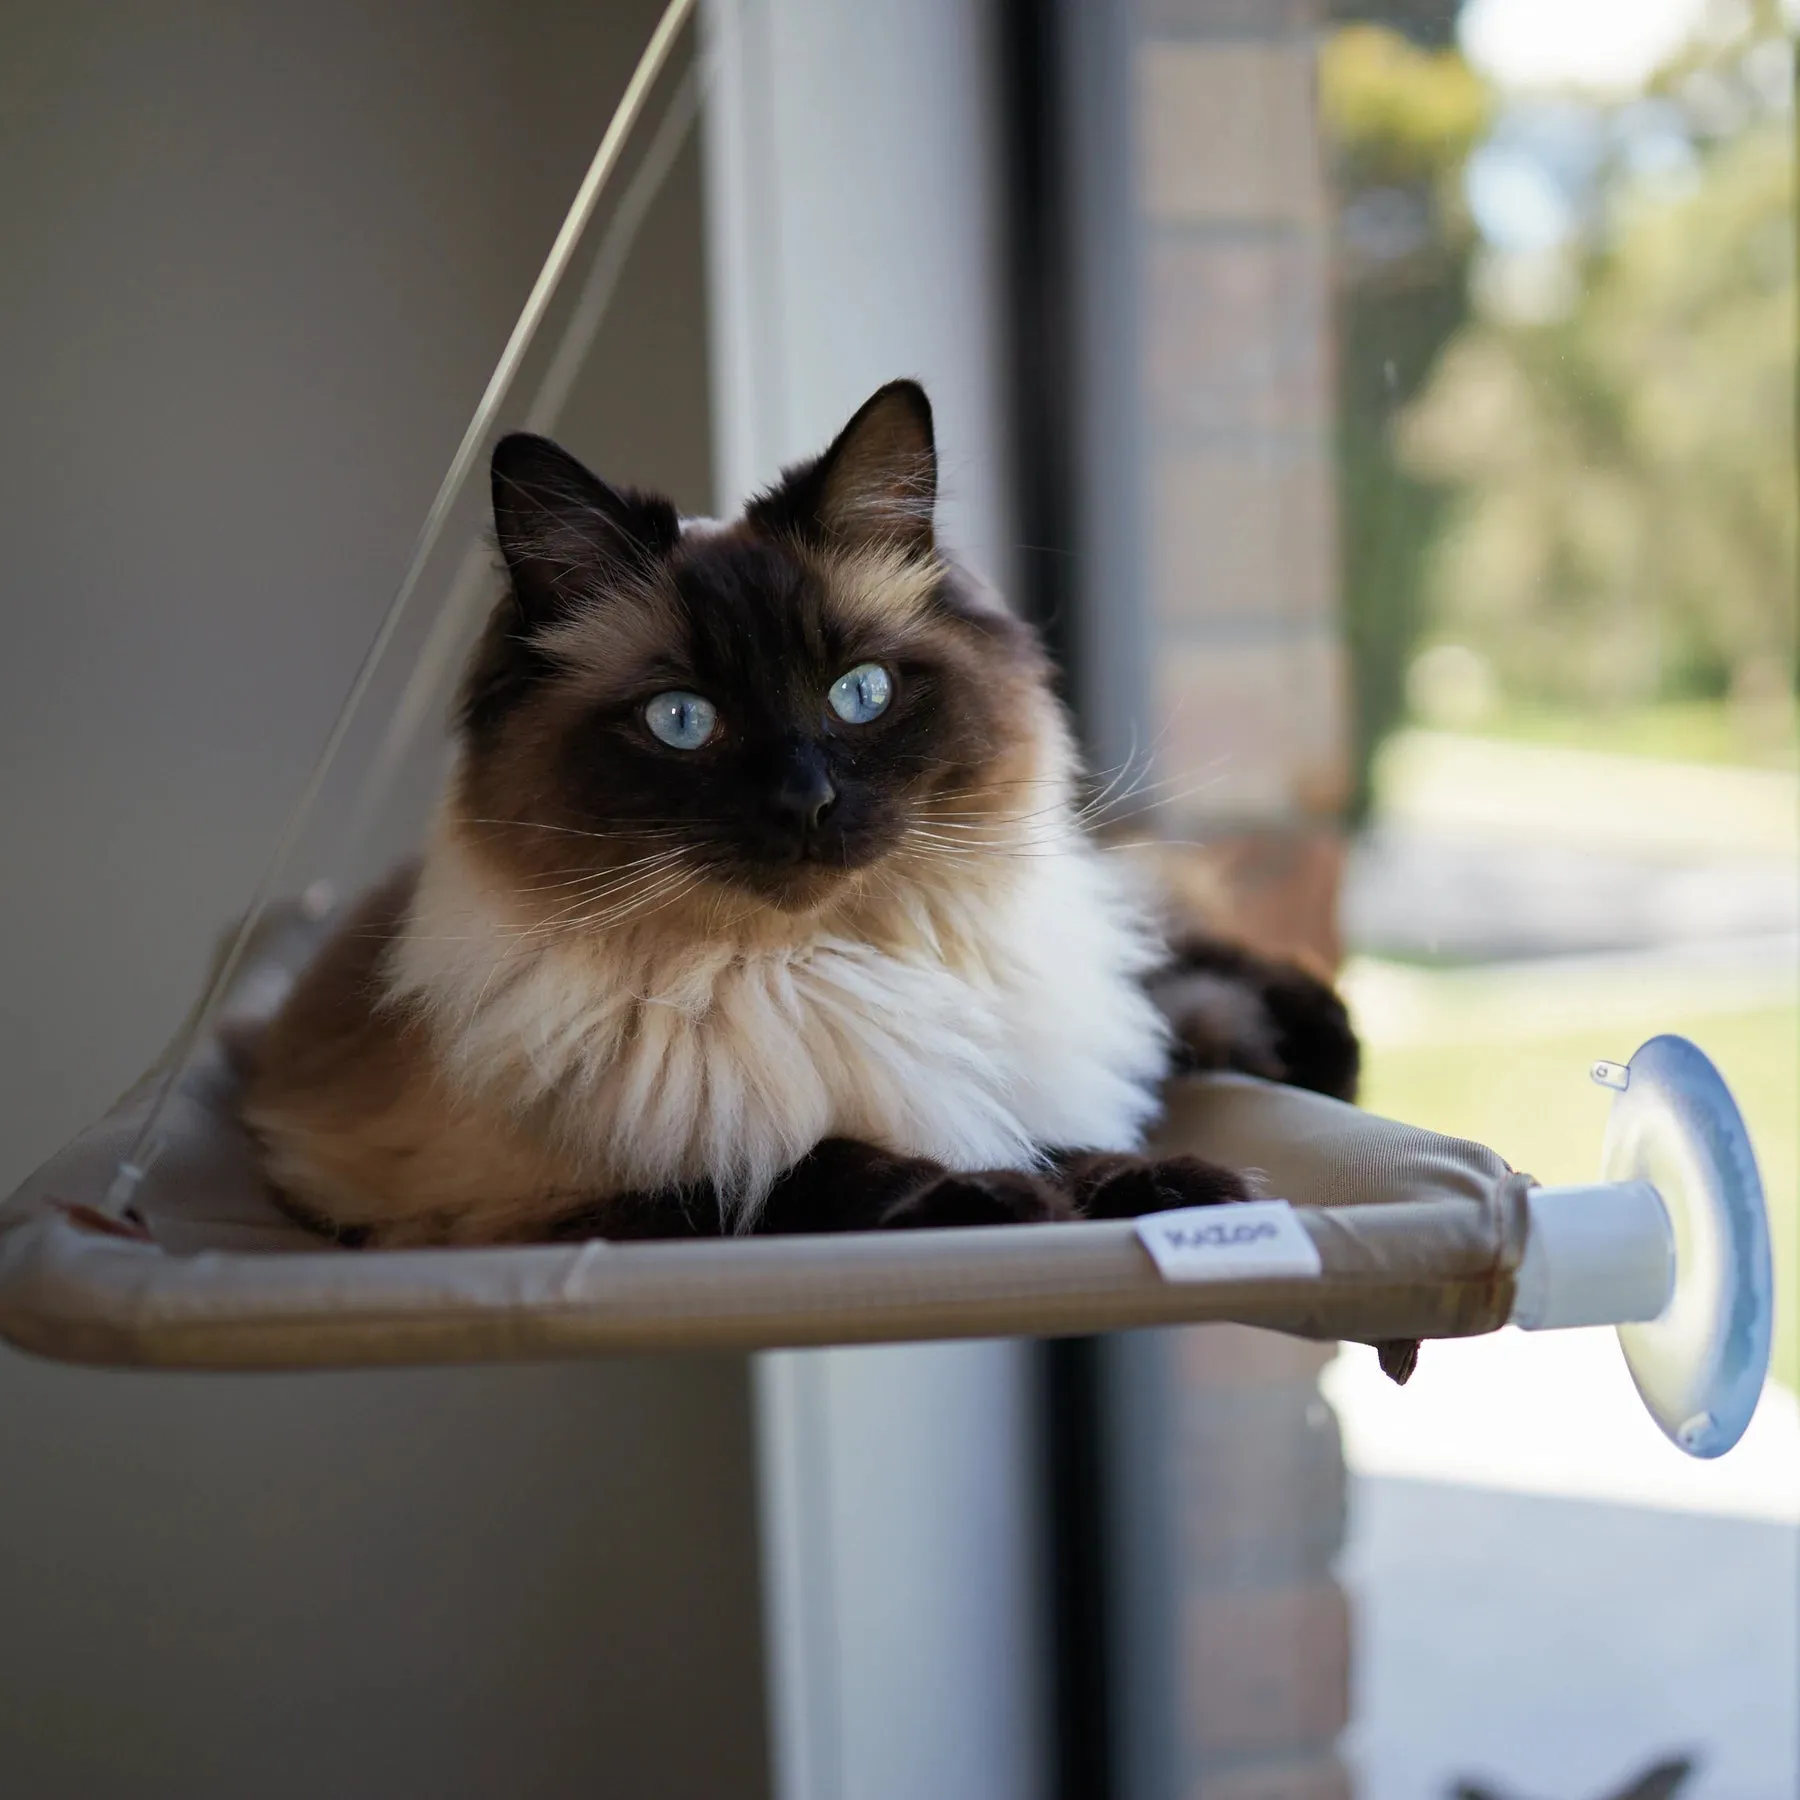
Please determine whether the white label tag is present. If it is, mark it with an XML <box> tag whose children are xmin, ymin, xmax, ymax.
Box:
<box><xmin>1135</xmin><ymin>1201</ymin><xmax>1322</xmax><ymax>1283</ymax></box>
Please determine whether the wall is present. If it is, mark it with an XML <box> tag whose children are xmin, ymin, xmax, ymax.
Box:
<box><xmin>0</xmin><ymin>5</ymin><xmax>766</xmax><ymax>1795</ymax></box>
<box><xmin>1132</xmin><ymin>0</ymin><xmax>1349</xmax><ymax>959</ymax></box>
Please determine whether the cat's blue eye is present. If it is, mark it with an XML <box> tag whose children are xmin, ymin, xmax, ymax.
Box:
<box><xmin>644</xmin><ymin>690</ymin><xmax>718</xmax><ymax>750</ymax></box>
<box><xmin>827</xmin><ymin>662</ymin><xmax>893</xmax><ymax>725</ymax></box>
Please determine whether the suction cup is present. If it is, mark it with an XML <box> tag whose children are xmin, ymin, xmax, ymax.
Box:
<box><xmin>1601</xmin><ymin>1034</ymin><xmax>1773</xmax><ymax>1459</ymax></box>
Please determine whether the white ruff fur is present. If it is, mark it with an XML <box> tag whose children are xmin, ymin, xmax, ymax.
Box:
<box><xmin>388</xmin><ymin>783</ymin><xmax>1172</xmax><ymax>1226</ymax></box>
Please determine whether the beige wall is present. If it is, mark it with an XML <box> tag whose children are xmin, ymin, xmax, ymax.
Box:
<box><xmin>0</xmin><ymin>5</ymin><xmax>765</xmax><ymax>1795</ymax></box>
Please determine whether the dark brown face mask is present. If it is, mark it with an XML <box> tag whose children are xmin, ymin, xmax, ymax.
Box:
<box><xmin>454</xmin><ymin>379</ymin><xmax>1051</xmax><ymax>908</ymax></box>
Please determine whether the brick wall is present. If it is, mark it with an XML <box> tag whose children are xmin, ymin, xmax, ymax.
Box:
<box><xmin>1117</xmin><ymin>3</ymin><xmax>1355</xmax><ymax>1797</ymax></box>
<box><xmin>1134</xmin><ymin>0</ymin><xmax>1348</xmax><ymax>961</ymax></box>
<box><xmin>1165</xmin><ymin>1329</ymin><xmax>1351</xmax><ymax>1800</ymax></box>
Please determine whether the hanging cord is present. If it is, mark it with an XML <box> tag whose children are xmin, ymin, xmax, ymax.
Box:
<box><xmin>115</xmin><ymin>0</ymin><xmax>697</xmax><ymax>1199</ymax></box>
<box><xmin>338</xmin><ymin>55</ymin><xmax>709</xmax><ymax>868</ymax></box>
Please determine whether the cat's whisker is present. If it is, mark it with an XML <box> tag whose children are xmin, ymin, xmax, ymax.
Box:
<box><xmin>920</xmin><ymin>776</ymin><xmax>1070</xmax><ymax>805</ymax></box>
<box><xmin>922</xmin><ymin>796</ymin><xmax>1084</xmax><ymax>828</ymax></box>
<box><xmin>912</xmin><ymin>816</ymin><xmax>1073</xmax><ymax>840</ymax></box>
<box><xmin>900</xmin><ymin>759</ymin><xmax>1238</xmax><ymax>871</ymax></box>
<box><xmin>897</xmin><ymin>832</ymin><xmax>1082</xmax><ymax>865</ymax></box>
<box><xmin>461</xmin><ymin>817</ymin><xmax>693</xmax><ymax>844</ymax></box>
<box><xmin>1065</xmin><ymin>764</ymin><xmax>1233</xmax><ymax>830</ymax></box>
<box><xmin>511</xmin><ymin>847</ymin><xmax>691</xmax><ymax>899</ymax></box>
<box><xmin>527</xmin><ymin>875</ymin><xmax>688</xmax><ymax>932</ymax></box>
<box><xmin>538</xmin><ymin>860</ymin><xmax>706</xmax><ymax>932</ymax></box>
<box><xmin>903</xmin><ymin>828</ymin><xmax>1066</xmax><ymax>855</ymax></box>
<box><xmin>1103</xmin><ymin>836</ymin><xmax>1222</xmax><ymax>854</ymax></box>
<box><xmin>919</xmin><ymin>743</ymin><xmax>1228</xmax><ymax>832</ymax></box>
<box><xmin>610</xmin><ymin>869</ymin><xmax>709</xmax><ymax>932</ymax></box>
<box><xmin>467</xmin><ymin>892</ymin><xmax>682</xmax><ymax>960</ymax></box>
<box><xmin>498</xmin><ymin>863</ymin><xmax>696</xmax><ymax>939</ymax></box>
<box><xmin>537</xmin><ymin>870</ymin><xmax>705</xmax><ymax>944</ymax></box>
<box><xmin>1077</xmin><ymin>743</ymin><xmax>1155</xmax><ymax>821</ymax></box>
<box><xmin>1077</xmin><ymin>767</ymin><xmax>1233</xmax><ymax>824</ymax></box>
<box><xmin>921</xmin><ymin>744</ymin><xmax>1159</xmax><ymax>810</ymax></box>
<box><xmin>472</xmin><ymin>864</ymin><xmax>691</xmax><ymax>946</ymax></box>
<box><xmin>525</xmin><ymin>846</ymin><xmax>695</xmax><ymax>897</ymax></box>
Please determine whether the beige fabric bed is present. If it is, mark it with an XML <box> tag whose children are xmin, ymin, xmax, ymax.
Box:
<box><xmin>0</xmin><ymin>907</ymin><xmax>1532</xmax><ymax>1370</ymax></box>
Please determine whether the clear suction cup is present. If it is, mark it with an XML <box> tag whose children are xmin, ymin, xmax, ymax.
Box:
<box><xmin>1509</xmin><ymin>1034</ymin><xmax>1773</xmax><ymax>1459</ymax></box>
<box><xmin>1604</xmin><ymin>1034</ymin><xmax>1774</xmax><ymax>1459</ymax></box>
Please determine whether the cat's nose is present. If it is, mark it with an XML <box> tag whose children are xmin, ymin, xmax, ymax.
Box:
<box><xmin>772</xmin><ymin>751</ymin><xmax>837</xmax><ymax>831</ymax></box>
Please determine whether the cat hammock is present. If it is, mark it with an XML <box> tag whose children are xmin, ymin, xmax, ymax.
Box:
<box><xmin>0</xmin><ymin>0</ymin><xmax>1772</xmax><ymax>1463</ymax></box>
<box><xmin>0</xmin><ymin>899</ymin><xmax>1774</xmax><ymax>1461</ymax></box>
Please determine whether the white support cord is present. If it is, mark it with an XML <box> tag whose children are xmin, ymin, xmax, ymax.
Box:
<box><xmin>117</xmin><ymin>0</ymin><xmax>697</xmax><ymax>1192</ymax></box>
<box><xmin>338</xmin><ymin>58</ymin><xmax>710</xmax><ymax>868</ymax></box>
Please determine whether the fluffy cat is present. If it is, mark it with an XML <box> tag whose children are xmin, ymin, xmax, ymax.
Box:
<box><xmin>243</xmin><ymin>380</ymin><xmax>1357</xmax><ymax>1248</ymax></box>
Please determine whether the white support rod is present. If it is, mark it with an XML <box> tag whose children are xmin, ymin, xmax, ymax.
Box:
<box><xmin>1509</xmin><ymin>1180</ymin><xmax>1676</xmax><ymax>1331</ymax></box>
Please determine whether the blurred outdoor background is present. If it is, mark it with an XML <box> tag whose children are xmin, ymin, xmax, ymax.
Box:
<box><xmin>1326</xmin><ymin>0</ymin><xmax>1796</xmax><ymax>1375</ymax></box>
<box><xmin>1320</xmin><ymin>3</ymin><xmax>1798</xmax><ymax>1795</ymax></box>
<box><xmin>0</xmin><ymin>1</ymin><xmax>1792</xmax><ymax>1797</ymax></box>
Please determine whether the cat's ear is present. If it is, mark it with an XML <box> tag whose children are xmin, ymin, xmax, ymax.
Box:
<box><xmin>490</xmin><ymin>433</ymin><xmax>677</xmax><ymax>623</ymax></box>
<box><xmin>754</xmin><ymin>380</ymin><xmax>937</xmax><ymax>557</ymax></box>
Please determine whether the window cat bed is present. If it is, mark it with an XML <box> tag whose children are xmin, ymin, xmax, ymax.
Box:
<box><xmin>0</xmin><ymin>898</ymin><xmax>1773</xmax><ymax>1460</ymax></box>
<box><xmin>0</xmin><ymin>0</ymin><xmax>1772</xmax><ymax>1464</ymax></box>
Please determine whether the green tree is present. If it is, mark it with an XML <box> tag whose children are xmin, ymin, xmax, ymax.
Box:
<box><xmin>1321</xmin><ymin>19</ymin><xmax>1489</xmax><ymax>817</ymax></box>
<box><xmin>1399</xmin><ymin>6</ymin><xmax>1797</xmax><ymax>712</ymax></box>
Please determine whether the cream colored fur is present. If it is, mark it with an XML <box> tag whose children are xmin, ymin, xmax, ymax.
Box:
<box><xmin>387</xmin><ymin>727</ymin><xmax>1172</xmax><ymax>1230</ymax></box>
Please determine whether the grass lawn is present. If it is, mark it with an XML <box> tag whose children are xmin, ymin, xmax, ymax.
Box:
<box><xmin>1353</xmin><ymin>992</ymin><xmax>1799</xmax><ymax>1394</ymax></box>
<box><xmin>1447</xmin><ymin>697</ymin><xmax>1797</xmax><ymax>771</ymax></box>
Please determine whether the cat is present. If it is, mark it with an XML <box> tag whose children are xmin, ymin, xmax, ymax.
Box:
<box><xmin>242</xmin><ymin>380</ymin><xmax>1358</xmax><ymax>1249</ymax></box>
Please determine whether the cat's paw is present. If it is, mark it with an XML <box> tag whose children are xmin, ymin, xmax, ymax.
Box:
<box><xmin>1152</xmin><ymin>940</ymin><xmax>1359</xmax><ymax>1102</ymax></box>
<box><xmin>1255</xmin><ymin>960</ymin><xmax>1360</xmax><ymax>1102</ymax></box>
<box><xmin>1077</xmin><ymin>1153</ymin><xmax>1253</xmax><ymax>1219</ymax></box>
<box><xmin>878</xmin><ymin>1168</ymin><xmax>1077</xmax><ymax>1230</ymax></box>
